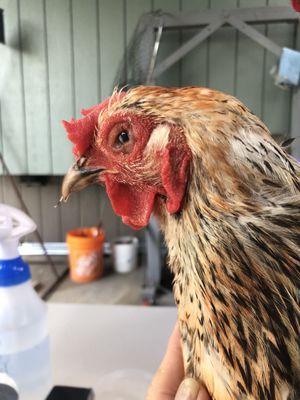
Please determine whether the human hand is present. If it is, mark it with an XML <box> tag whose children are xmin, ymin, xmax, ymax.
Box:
<box><xmin>146</xmin><ymin>323</ymin><xmax>211</xmax><ymax>400</ymax></box>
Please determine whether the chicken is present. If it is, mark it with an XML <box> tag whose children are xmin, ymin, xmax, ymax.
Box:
<box><xmin>61</xmin><ymin>86</ymin><xmax>300</xmax><ymax>400</ymax></box>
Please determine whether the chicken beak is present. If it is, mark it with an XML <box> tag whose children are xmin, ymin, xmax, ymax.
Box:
<box><xmin>60</xmin><ymin>157</ymin><xmax>104</xmax><ymax>202</ymax></box>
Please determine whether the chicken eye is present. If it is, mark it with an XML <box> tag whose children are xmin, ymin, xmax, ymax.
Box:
<box><xmin>117</xmin><ymin>131</ymin><xmax>129</xmax><ymax>145</ymax></box>
<box><xmin>110</xmin><ymin>125</ymin><xmax>133</xmax><ymax>153</ymax></box>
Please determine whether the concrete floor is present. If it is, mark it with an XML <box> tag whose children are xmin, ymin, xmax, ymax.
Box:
<box><xmin>29</xmin><ymin>257</ymin><xmax>175</xmax><ymax>306</ymax></box>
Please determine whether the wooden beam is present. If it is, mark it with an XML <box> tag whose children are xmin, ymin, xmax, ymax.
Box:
<box><xmin>157</xmin><ymin>6</ymin><xmax>299</xmax><ymax>30</ymax></box>
<box><xmin>227</xmin><ymin>15</ymin><xmax>282</xmax><ymax>57</ymax></box>
<box><xmin>153</xmin><ymin>17</ymin><xmax>225</xmax><ymax>79</ymax></box>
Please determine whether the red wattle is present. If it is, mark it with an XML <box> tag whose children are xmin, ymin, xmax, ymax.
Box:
<box><xmin>105</xmin><ymin>177</ymin><xmax>156</xmax><ymax>230</ymax></box>
<box><xmin>292</xmin><ymin>0</ymin><xmax>300</xmax><ymax>12</ymax></box>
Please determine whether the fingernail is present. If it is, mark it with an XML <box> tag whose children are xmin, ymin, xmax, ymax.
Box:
<box><xmin>175</xmin><ymin>378</ymin><xmax>200</xmax><ymax>400</ymax></box>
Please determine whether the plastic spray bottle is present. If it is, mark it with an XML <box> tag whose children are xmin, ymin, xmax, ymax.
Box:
<box><xmin>0</xmin><ymin>204</ymin><xmax>51</xmax><ymax>399</ymax></box>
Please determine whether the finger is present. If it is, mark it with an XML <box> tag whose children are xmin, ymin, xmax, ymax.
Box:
<box><xmin>175</xmin><ymin>378</ymin><xmax>200</xmax><ymax>400</ymax></box>
<box><xmin>147</xmin><ymin>322</ymin><xmax>184</xmax><ymax>399</ymax></box>
<box><xmin>175</xmin><ymin>379</ymin><xmax>211</xmax><ymax>400</ymax></box>
<box><xmin>196</xmin><ymin>383</ymin><xmax>211</xmax><ymax>400</ymax></box>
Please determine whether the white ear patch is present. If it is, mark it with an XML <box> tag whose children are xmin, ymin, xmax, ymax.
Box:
<box><xmin>145</xmin><ymin>124</ymin><xmax>170</xmax><ymax>154</ymax></box>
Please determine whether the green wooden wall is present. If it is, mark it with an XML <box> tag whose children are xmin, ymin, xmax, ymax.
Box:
<box><xmin>0</xmin><ymin>0</ymin><xmax>297</xmax><ymax>175</ymax></box>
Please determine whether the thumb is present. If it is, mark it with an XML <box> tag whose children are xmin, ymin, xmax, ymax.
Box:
<box><xmin>147</xmin><ymin>323</ymin><xmax>184</xmax><ymax>399</ymax></box>
<box><xmin>175</xmin><ymin>378</ymin><xmax>211</xmax><ymax>400</ymax></box>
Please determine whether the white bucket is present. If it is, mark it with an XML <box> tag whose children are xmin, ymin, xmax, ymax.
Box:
<box><xmin>112</xmin><ymin>236</ymin><xmax>139</xmax><ymax>274</ymax></box>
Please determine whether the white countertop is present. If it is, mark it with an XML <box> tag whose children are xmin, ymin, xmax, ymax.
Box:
<box><xmin>48</xmin><ymin>303</ymin><xmax>177</xmax><ymax>399</ymax></box>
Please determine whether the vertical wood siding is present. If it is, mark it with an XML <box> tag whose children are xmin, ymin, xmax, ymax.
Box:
<box><xmin>46</xmin><ymin>0</ymin><xmax>74</xmax><ymax>174</ymax></box>
<box><xmin>19</xmin><ymin>0</ymin><xmax>52</xmax><ymax>174</ymax></box>
<box><xmin>0</xmin><ymin>0</ymin><xmax>297</xmax><ymax>242</ymax></box>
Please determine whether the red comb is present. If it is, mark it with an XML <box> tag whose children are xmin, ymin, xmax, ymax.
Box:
<box><xmin>62</xmin><ymin>108</ymin><xmax>101</xmax><ymax>156</ymax></box>
<box><xmin>62</xmin><ymin>93</ymin><xmax>125</xmax><ymax>156</ymax></box>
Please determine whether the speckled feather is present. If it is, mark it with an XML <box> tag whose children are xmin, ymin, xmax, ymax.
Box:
<box><xmin>105</xmin><ymin>86</ymin><xmax>300</xmax><ymax>400</ymax></box>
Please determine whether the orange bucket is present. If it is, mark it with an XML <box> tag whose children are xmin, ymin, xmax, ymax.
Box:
<box><xmin>66</xmin><ymin>227</ymin><xmax>105</xmax><ymax>283</ymax></box>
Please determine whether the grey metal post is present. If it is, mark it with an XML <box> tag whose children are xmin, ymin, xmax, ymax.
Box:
<box><xmin>291</xmin><ymin>21</ymin><xmax>300</xmax><ymax>161</ymax></box>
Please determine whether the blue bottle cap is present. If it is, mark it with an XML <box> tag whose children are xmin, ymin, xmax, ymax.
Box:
<box><xmin>0</xmin><ymin>257</ymin><xmax>31</xmax><ymax>287</ymax></box>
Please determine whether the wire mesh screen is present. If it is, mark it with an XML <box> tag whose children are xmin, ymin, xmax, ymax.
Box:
<box><xmin>113</xmin><ymin>11</ymin><xmax>165</xmax><ymax>88</ymax></box>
